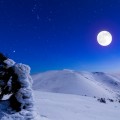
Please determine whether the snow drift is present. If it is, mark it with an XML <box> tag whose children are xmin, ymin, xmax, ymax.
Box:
<box><xmin>34</xmin><ymin>91</ymin><xmax>120</xmax><ymax>120</ymax></box>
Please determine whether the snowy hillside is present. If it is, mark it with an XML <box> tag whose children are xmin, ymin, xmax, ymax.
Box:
<box><xmin>1</xmin><ymin>91</ymin><xmax>120</xmax><ymax>120</ymax></box>
<box><xmin>32</xmin><ymin>70</ymin><xmax>120</xmax><ymax>98</ymax></box>
<box><xmin>1</xmin><ymin>69</ymin><xmax>120</xmax><ymax>120</ymax></box>
<box><xmin>34</xmin><ymin>91</ymin><xmax>120</xmax><ymax>120</ymax></box>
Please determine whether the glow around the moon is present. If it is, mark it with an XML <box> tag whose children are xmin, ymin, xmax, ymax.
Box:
<box><xmin>97</xmin><ymin>31</ymin><xmax>112</xmax><ymax>46</ymax></box>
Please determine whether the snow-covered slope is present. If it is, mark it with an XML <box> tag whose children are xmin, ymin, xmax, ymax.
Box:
<box><xmin>1</xmin><ymin>91</ymin><xmax>120</xmax><ymax>120</ymax></box>
<box><xmin>32</xmin><ymin>70</ymin><xmax>120</xmax><ymax>98</ymax></box>
<box><xmin>1</xmin><ymin>69</ymin><xmax>120</xmax><ymax>120</ymax></box>
<box><xmin>34</xmin><ymin>91</ymin><xmax>120</xmax><ymax>120</ymax></box>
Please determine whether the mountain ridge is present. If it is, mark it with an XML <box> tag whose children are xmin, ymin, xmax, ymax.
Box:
<box><xmin>32</xmin><ymin>69</ymin><xmax>120</xmax><ymax>98</ymax></box>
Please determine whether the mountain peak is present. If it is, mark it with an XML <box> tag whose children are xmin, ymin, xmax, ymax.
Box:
<box><xmin>32</xmin><ymin>70</ymin><xmax>120</xmax><ymax>98</ymax></box>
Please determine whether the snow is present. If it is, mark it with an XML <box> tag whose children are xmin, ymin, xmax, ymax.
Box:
<box><xmin>1</xmin><ymin>69</ymin><xmax>120</xmax><ymax>119</ymax></box>
<box><xmin>0</xmin><ymin>58</ymin><xmax>38</xmax><ymax>120</ymax></box>
<box><xmin>0</xmin><ymin>99</ymin><xmax>48</xmax><ymax>120</ymax></box>
<box><xmin>34</xmin><ymin>91</ymin><xmax>120</xmax><ymax>120</ymax></box>
<box><xmin>32</xmin><ymin>70</ymin><xmax>120</xmax><ymax>120</ymax></box>
<box><xmin>4</xmin><ymin>59</ymin><xmax>15</xmax><ymax>68</ymax></box>
<box><xmin>32</xmin><ymin>70</ymin><xmax>120</xmax><ymax>98</ymax></box>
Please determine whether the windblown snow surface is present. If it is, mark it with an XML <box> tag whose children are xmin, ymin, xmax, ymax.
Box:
<box><xmin>34</xmin><ymin>91</ymin><xmax>120</xmax><ymax>120</ymax></box>
<box><xmin>32</xmin><ymin>70</ymin><xmax>120</xmax><ymax>120</ymax></box>
<box><xmin>1</xmin><ymin>69</ymin><xmax>120</xmax><ymax>119</ymax></box>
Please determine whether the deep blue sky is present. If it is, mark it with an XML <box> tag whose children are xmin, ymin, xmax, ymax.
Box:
<box><xmin>0</xmin><ymin>0</ymin><xmax>120</xmax><ymax>73</ymax></box>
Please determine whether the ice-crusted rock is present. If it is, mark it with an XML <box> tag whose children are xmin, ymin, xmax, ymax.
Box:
<box><xmin>0</xmin><ymin>100</ymin><xmax>41</xmax><ymax>120</ymax></box>
<box><xmin>4</xmin><ymin>59</ymin><xmax>15</xmax><ymax>68</ymax></box>
<box><xmin>0</xmin><ymin>56</ymin><xmax>40</xmax><ymax>120</ymax></box>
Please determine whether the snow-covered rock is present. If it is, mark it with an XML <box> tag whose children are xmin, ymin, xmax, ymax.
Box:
<box><xmin>4</xmin><ymin>59</ymin><xmax>15</xmax><ymax>68</ymax></box>
<box><xmin>0</xmin><ymin>100</ymin><xmax>42</xmax><ymax>120</ymax></box>
<box><xmin>0</xmin><ymin>58</ymin><xmax>38</xmax><ymax>120</ymax></box>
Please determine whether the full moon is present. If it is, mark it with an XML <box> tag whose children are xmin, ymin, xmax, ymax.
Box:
<box><xmin>97</xmin><ymin>31</ymin><xmax>112</xmax><ymax>46</ymax></box>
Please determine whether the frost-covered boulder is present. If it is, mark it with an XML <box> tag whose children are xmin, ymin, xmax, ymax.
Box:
<box><xmin>0</xmin><ymin>53</ymin><xmax>39</xmax><ymax>120</ymax></box>
<box><xmin>0</xmin><ymin>100</ymin><xmax>40</xmax><ymax>120</ymax></box>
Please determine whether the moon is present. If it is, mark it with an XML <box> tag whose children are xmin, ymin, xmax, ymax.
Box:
<box><xmin>97</xmin><ymin>31</ymin><xmax>112</xmax><ymax>46</ymax></box>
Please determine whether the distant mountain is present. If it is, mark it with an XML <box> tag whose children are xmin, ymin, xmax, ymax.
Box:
<box><xmin>32</xmin><ymin>69</ymin><xmax>120</xmax><ymax>98</ymax></box>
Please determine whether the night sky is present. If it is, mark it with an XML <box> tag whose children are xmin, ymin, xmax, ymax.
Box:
<box><xmin>0</xmin><ymin>0</ymin><xmax>120</xmax><ymax>73</ymax></box>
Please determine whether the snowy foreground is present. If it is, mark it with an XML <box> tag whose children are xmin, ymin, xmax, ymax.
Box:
<box><xmin>0</xmin><ymin>95</ymin><xmax>49</xmax><ymax>120</ymax></box>
<box><xmin>1</xmin><ymin>90</ymin><xmax>120</xmax><ymax>120</ymax></box>
<box><xmin>1</xmin><ymin>69</ymin><xmax>120</xmax><ymax>119</ymax></box>
<box><xmin>34</xmin><ymin>91</ymin><xmax>120</xmax><ymax>120</ymax></box>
